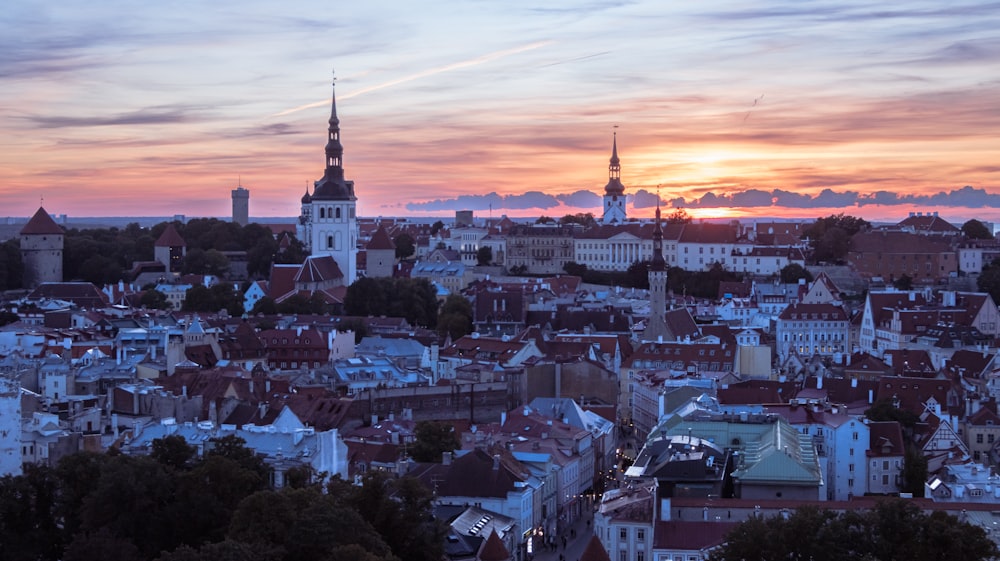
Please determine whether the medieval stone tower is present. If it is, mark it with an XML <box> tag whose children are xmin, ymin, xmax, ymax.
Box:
<box><xmin>19</xmin><ymin>206</ymin><xmax>63</xmax><ymax>288</ymax></box>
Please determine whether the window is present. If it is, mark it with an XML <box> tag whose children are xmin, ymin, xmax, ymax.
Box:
<box><xmin>621</xmin><ymin>552</ymin><xmax>628</xmax><ymax>561</ymax></box>
<box><xmin>637</xmin><ymin>529</ymin><xmax>644</xmax><ymax>542</ymax></box>
<box><xmin>849</xmin><ymin>463</ymin><xmax>855</xmax><ymax>472</ymax></box>
<box><xmin>620</xmin><ymin>528</ymin><xmax>627</xmax><ymax>540</ymax></box>
<box><xmin>882</xmin><ymin>460</ymin><xmax>889</xmax><ymax>470</ymax></box>
<box><xmin>882</xmin><ymin>474</ymin><xmax>889</xmax><ymax>485</ymax></box>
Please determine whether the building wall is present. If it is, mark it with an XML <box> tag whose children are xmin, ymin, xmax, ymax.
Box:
<box><xmin>0</xmin><ymin>377</ymin><xmax>21</xmax><ymax>476</ymax></box>
<box><xmin>231</xmin><ymin>187</ymin><xmax>249</xmax><ymax>226</ymax></box>
<box><xmin>308</xmin><ymin>200</ymin><xmax>358</xmax><ymax>285</ymax></box>
<box><xmin>20</xmin><ymin>233</ymin><xmax>63</xmax><ymax>288</ymax></box>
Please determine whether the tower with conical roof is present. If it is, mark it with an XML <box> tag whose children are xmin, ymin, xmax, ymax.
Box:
<box><xmin>644</xmin><ymin>201</ymin><xmax>671</xmax><ymax>342</ymax></box>
<box><xmin>154</xmin><ymin>223</ymin><xmax>186</xmax><ymax>275</ymax></box>
<box><xmin>300</xmin><ymin>71</ymin><xmax>358</xmax><ymax>285</ymax></box>
<box><xmin>601</xmin><ymin>132</ymin><xmax>627</xmax><ymax>224</ymax></box>
<box><xmin>19</xmin><ymin>207</ymin><xmax>63</xmax><ymax>288</ymax></box>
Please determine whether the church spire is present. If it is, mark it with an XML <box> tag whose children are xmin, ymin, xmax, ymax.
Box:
<box><xmin>312</xmin><ymin>70</ymin><xmax>355</xmax><ymax>201</ymax></box>
<box><xmin>608</xmin><ymin>131</ymin><xmax>621</xmax><ymax>182</ymax></box>
<box><xmin>324</xmin><ymin>70</ymin><xmax>344</xmax><ymax>179</ymax></box>
<box><xmin>650</xmin><ymin>198</ymin><xmax>665</xmax><ymax>271</ymax></box>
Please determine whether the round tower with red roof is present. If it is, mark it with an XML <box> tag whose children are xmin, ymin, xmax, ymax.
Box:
<box><xmin>19</xmin><ymin>206</ymin><xmax>63</xmax><ymax>288</ymax></box>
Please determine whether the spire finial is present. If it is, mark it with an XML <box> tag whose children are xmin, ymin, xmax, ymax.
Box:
<box><xmin>332</xmin><ymin>68</ymin><xmax>336</xmax><ymax>87</ymax></box>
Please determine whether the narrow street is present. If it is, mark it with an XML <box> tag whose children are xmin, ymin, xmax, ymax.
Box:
<box><xmin>531</xmin><ymin>504</ymin><xmax>596</xmax><ymax>561</ymax></box>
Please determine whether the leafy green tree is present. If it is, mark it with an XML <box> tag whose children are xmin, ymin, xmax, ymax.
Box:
<box><xmin>347</xmin><ymin>473</ymin><xmax>444</xmax><ymax>561</ymax></box>
<box><xmin>899</xmin><ymin>445</ymin><xmax>928</xmax><ymax>497</ymax></box>
<box><xmin>344</xmin><ymin>278</ymin><xmax>439</xmax><ymax>328</ymax></box>
<box><xmin>250</xmin><ymin>296</ymin><xmax>277</xmax><ymax>315</ymax></box>
<box><xmin>476</xmin><ymin>245</ymin><xmax>493</xmax><ymax>266</ymax></box>
<box><xmin>962</xmin><ymin>219</ymin><xmax>993</xmax><ymax>240</ymax></box>
<box><xmin>563</xmin><ymin>261</ymin><xmax>587</xmax><ymax>276</ymax></box>
<box><xmin>0</xmin><ymin>464</ymin><xmax>63</xmax><ymax>561</ymax></box>
<box><xmin>437</xmin><ymin>294</ymin><xmax>473</xmax><ymax>340</ymax></box>
<box><xmin>78</xmin><ymin>255</ymin><xmax>122</xmax><ymax>284</ymax></box>
<box><xmin>802</xmin><ymin>213</ymin><xmax>870</xmax><ymax>263</ymax></box>
<box><xmin>155</xmin><ymin>540</ymin><xmax>281</xmax><ymax>561</ymax></box>
<box><xmin>409</xmin><ymin>421</ymin><xmax>460</xmax><ymax>462</ymax></box>
<box><xmin>181</xmin><ymin>248</ymin><xmax>230</xmax><ymax>277</ymax></box>
<box><xmin>0</xmin><ymin>239</ymin><xmax>24</xmax><ymax>290</ymax></box>
<box><xmin>665</xmin><ymin>208</ymin><xmax>692</xmax><ymax>224</ymax></box>
<box><xmin>864</xmin><ymin>399</ymin><xmax>920</xmax><ymax>428</ymax></box>
<box><xmin>977</xmin><ymin>258</ymin><xmax>1000</xmax><ymax>304</ymax></box>
<box><xmin>140</xmin><ymin>288</ymin><xmax>171</xmax><ymax>310</ymax></box>
<box><xmin>151</xmin><ymin>435</ymin><xmax>196</xmax><ymax>471</ymax></box>
<box><xmin>535</xmin><ymin>215</ymin><xmax>554</xmax><ymax>224</ymax></box>
<box><xmin>780</xmin><ymin>263</ymin><xmax>813</xmax><ymax>284</ymax></box>
<box><xmin>393</xmin><ymin>233</ymin><xmax>415</xmax><ymax>260</ymax></box>
<box><xmin>183</xmin><ymin>284</ymin><xmax>244</xmax><ymax>316</ymax></box>
<box><xmin>63</xmin><ymin>527</ymin><xmax>141</xmax><ymax>561</ymax></box>
<box><xmin>0</xmin><ymin>310</ymin><xmax>19</xmax><ymax>327</ymax></box>
<box><xmin>709</xmin><ymin>499</ymin><xmax>998</xmax><ymax>561</ymax></box>
<box><xmin>559</xmin><ymin>213</ymin><xmax>596</xmax><ymax>228</ymax></box>
<box><xmin>429</xmin><ymin>220</ymin><xmax>445</xmax><ymax>236</ymax></box>
<box><xmin>626</xmin><ymin>260</ymin><xmax>651</xmax><ymax>289</ymax></box>
<box><xmin>893</xmin><ymin>274</ymin><xmax>914</xmax><ymax>291</ymax></box>
<box><xmin>336</xmin><ymin>317</ymin><xmax>369</xmax><ymax>343</ymax></box>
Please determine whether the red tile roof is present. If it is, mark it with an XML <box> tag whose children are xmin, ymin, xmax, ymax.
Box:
<box><xmin>20</xmin><ymin>207</ymin><xmax>64</xmax><ymax>235</ymax></box>
<box><xmin>154</xmin><ymin>224</ymin><xmax>186</xmax><ymax>247</ymax></box>
<box><xmin>366</xmin><ymin>225</ymin><xmax>396</xmax><ymax>251</ymax></box>
<box><xmin>295</xmin><ymin>255</ymin><xmax>344</xmax><ymax>283</ymax></box>
<box><xmin>478</xmin><ymin>529</ymin><xmax>511</xmax><ymax>561</ymax></box>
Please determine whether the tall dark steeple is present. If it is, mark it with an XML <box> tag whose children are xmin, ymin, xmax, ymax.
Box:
<box><xmin>605</xmin><ymin>132</ymin><xmax>624</xmax><ymax>195</ymax></box>
<box><xmin>645</xmin><ymin>198</ymin><xmax>671</xmax><ymax>342</ymax></box>
<box><xmin>650</xmin><ymin>202</ymin><xmax>665</xmax><ymax>271</ymax></box>
<box><xmin>311</xmin><ymin>71</ymin><xmax>355</xmax><ymax>201</ymax></box>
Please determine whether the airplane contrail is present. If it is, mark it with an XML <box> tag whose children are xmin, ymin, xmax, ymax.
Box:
<box><xmin>271</xmin><ymin>40</ymin><xmax>554</xmax><ymax>118</ymax></box>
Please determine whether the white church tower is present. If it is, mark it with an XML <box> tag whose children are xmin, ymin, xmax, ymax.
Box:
<box><xmin>602</xmin><ymin>132</ymin><xmax>627</xmax><ymax>224</ymax></box>
<box><xmin>300</xmin><ymin>72</ymin><xmax>358</xmax><ymax>285</ymax></box>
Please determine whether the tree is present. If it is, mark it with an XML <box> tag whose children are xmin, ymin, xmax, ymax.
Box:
<box><xmin>626</xmin><ymin>260</ymin><xmax>650</xmax><ymax>289</ymax></box>
<box><xmin>780</xmin><ymin>263</ymin><xmax>813</xmax><ymax>284</ymax></box>
<box><xmin>476</xmin><ymin>246</ymin><xmax>492</xmax><ymax>266</ymax></box>
<box><xmin>899</xmin><ymin>445</ymin><xmax>928</xmax><ymax>497</ymax></box>
<box><xmin>559</xmin><ymin>213</ymin><xmax>596</xmax><ymax>228</ymax></box>
<box><xmin>893</xmin><ymin>274</ymin><xmax>914</xmax><ymax>291</ymax></box>
<box><xmin>665</xmin><ymin>208</ymin><xmax>692</xmax><ymax>224</ymax></box>
<box><xmin>183</xmin><ymin>284</ymin><xmax>244</xmax><ymax>316</ymax></box>
<box><xmin>0</xmin><ymin>464</ymin><xmax>63</xmax><ymax>561</ymax></box>
<box><xmin>250</xmin><ymin>296</ymin><xmax>277</xmax><ymax>315</ymax></box>
<box><xmin>864</xmin><ymin>399</ymin><xmax>920</xmax><ymax>428</ymax></box>
<box><xmin>151</xmin><ymin>436</ymin><xmax>196</xmax><ymax>471</ymax></box>
<box><xmin>437</xmin><ymin>294</ymin><xmax>473</xmax><ymax>341</ymax></box>
<box><xmin>535</xmin><ymin>215</ymin><xmax>554</xmax><ymax>224</ymax></box>
<box><xmin>429</xmin><ymin>220</ymin><xmax>444</xmax><ymax>236</ymax></box>
<box><xmin>393</xmin><ymin>233</ymin><xmax>415</xmax><ymax>260</ymax></box>
<box><xmin>0</xmin><ymin>239</ymin><xmax>24</xmax><ymax>290</ymax></box>
<box><xmin>802</xmin><ymin>213</ymin><xmax>870</xmax><ymax>263</ymax></box>
<box><xmin>563</xmin><ymin>262</ymin><xmax>587</xmax><ymax>276</ymax></box>
<box><xmin>347</xmin><ymin>473</ymin><xmax>445</xmax><ymax>561</ymax></box>
<box><xmin>962</xmin><ymin>219</ymin><xmax>993</xmax><ymax>240</ymax></box>
<box><xmin>978</xmin><ymin>258</ymin><xmax>1000</xmax><ymax>304</ymax></box>
<box><xmin>409</xmin><ymin>421</ymin><xmax>460</xmax><ymax>462</ymax></box>
<box><xmin>344</xmin><ymin>278</ymin><xmax>439</xmax><ymax>328</ymax></box>
<box><xmin>181</xmin><ymin>248</ymin><xmax>230</xmax><ymax>277</ymax></box>
<box><xmin>709</xmin><ymin>499</ymin><xmax>998</xmax><ymax>561</ymax></box>
<box><xmin>140</xmin><ymin>288</ymin><xmax>171</xmax><ymax>310</ymax></box>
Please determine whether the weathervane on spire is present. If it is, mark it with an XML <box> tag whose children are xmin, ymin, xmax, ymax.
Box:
<box><xmin>331</xmin><ymin>68</ymin><xmax>336</xmax><ymax>87</ymax></box>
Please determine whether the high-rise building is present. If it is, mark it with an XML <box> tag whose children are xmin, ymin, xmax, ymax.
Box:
<box><xmin>297</xmin><ymin>73</ymin><xmax>358</xmax><ymax>285</ymax></box>
<box><xmin>231</xmin><ymin>185</ymin><xmax>249</xmax><ymax>226</ymax></box>
<box><xmin>601</xmin><ymin>132</ymin><xmax>627</xmax><ymax>224</ymax></box>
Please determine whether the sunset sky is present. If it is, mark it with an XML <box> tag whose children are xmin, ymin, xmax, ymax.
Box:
<box><xmin>3</xmin><ymin>1</ymin><xmax>1000</xmax><ymax>223</ymax></box>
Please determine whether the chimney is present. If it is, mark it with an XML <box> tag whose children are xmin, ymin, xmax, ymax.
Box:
<box><xmin>501</xmin><ymin>410</ymin><xmax>507</xmax><ymax>427</ymax></box>
<box><xmin>371</xmin><ymin>414</ymin><xmax>379</xmax><ymax>426</ymax></box>
<box><xmin>816</xmin><ymin>376</ymin><xmax>823</xmax><ymax>390</ymax></box>
<box><xmin>443</xmin><ymin>451</ymin><xmax>452</xmax><ymax>465</ymax></box>
<box><xmin>492</xmin><ymin>454</ymin><xmax>501</xmax><ymax>470</ymax></box>
<box><xmin>851</xmin><ymin>378</ymin><xmax>858</xmax><ymax>388</ymax></box>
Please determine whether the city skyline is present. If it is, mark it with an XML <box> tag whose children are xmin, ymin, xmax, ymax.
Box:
<box><xmin>3</xmin><ymin>1</ymin><xmax>1000</xmax><ymax>223</ymax></box>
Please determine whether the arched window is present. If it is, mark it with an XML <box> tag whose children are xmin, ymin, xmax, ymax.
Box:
<box><xmin>335</xmin><ymin>207</ymin><xmax>342</xmax><ymax>219</ymax></box>
<box><xmin>319</xmin><ymin>208</ymin><xmax>325</xmax><ymax>219</ymax></box>
<box><xmin>327</xmin><ymin>235</ymin><xmax>334</xmax><ymax>249</ymax></box>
